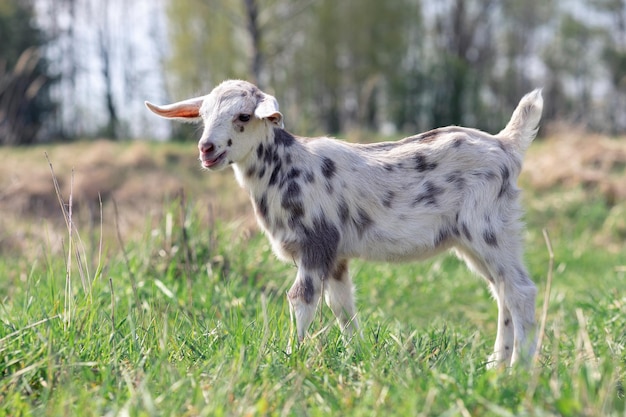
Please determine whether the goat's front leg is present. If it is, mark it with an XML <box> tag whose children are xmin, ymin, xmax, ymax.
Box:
<box><xmin>324</xmin><ymin>259</ymin><xmax>361</xmax><ymax>339</ymax></box>
<box><xmin>287</xmin><ymin>268</ymin><xmax>322</xmax><ymax>343</ymax></box>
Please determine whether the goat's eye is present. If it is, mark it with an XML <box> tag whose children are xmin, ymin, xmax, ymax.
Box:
<box><xmin>238</xmin><ymin>114</ymin><xmax>251</xmax><ymax>123</ymax></box>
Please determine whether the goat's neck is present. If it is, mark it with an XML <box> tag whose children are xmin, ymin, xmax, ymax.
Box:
<box><xmin>233</xmin><ymin>127</ymin><xmax>301</xmax><ymax>199</ymax></box>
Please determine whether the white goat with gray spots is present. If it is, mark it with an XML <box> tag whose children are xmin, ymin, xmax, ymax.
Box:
<box><xmin>146</xmin><ymin>80</ymin><xmax>543</xmax><ymax>367</ymax></box>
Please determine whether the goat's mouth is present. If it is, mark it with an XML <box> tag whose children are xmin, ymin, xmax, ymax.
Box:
<box><xmin>201</xmin><ymin>152</ymin><xmax>226</xmax><ymax>169</ymax></box>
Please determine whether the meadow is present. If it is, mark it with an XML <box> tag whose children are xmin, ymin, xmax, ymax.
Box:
<box><xmin>0</xmin><ymin>129</ymin><xmax>625</xmax><ymax>416</ymax></box>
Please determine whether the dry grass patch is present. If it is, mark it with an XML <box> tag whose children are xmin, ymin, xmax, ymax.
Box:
<box><xmin>524</xmin><ymin>126</ymin><xmax>626</xmax><ymax>204</ymax></box>
<box><xmin>0</xmin><ymin>140</ymin><xmax>253</xmax><ymax>257</ymax></box>
<box><xmin>522</xmin><ymin>126</ymin><xmax>626</xmax><ymax>252</ymax></box>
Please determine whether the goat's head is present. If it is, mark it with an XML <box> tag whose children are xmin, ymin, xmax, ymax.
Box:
<box><xmin>145</xmin><ymin>80</ymin><xmax>283</xmax><ymax>171</ymax></box>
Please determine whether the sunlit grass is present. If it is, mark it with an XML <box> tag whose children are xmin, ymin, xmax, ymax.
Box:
<box><xmin>1</xmin><ymin>189</ymin><xmax>624</xmax><ymax>416</ymax></box>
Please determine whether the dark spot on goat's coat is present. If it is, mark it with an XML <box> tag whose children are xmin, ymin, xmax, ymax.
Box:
<box><xmin>281</xmin><ymin>240</ymin><xmax>299</xmax><ymax>259</ymax></box>
<box><xmin>383</xmin><ymin>163</ymin><xmax>395</xmax><ymax>172</ymax></box>
<box><xmin>239</xmin><ymin>126</ymin><xmax>244</xmax><ymax>133</ymax></box>
<box><xmin>498</xmin><ymin>165</ymin><xmax>511</xmax><ymax>198</ymax></box>
<box><xmin>478</xmin><ymin>170</ymin><xmax>497</xmax><ymax>181</ymax></box>
<box><xmin>268</xmin><ymin>160</ymin><xmax>282</xmax><ymax>186</ymax></box>
<box><xmin>504</xmin><ymin>318</ymin><xmax>510</xmax><ymax>326</ymax></box>
<box><xmin>274</xmin><ymin>128</ymin><xmax>295</xmax><ymax>147</ymax></box>
<box><xmin>287</xmin><ymin>211</ymin><xmax>305</xmax><ymax>229</ymax></box>
<box><xmin>283</xmin><ymin>181</ymin><xmax>302</xmax><ymax>200</ymax></box>
<box><xmin>436</xmin><ymin>222</ymin><xmax>460</xmax><ymax>246</ymax></box>
<box><xmin>300</xmin><ymin>217</ymin><xmax>340</xmax><ymax>275</ymax></box>
<box><xmin>435</xmin><ymin>228</ymin><xmax>449</xmax><ymax>247</ymax></box>
<box><xmin>246</xmin><ymin>165</ymin><xmax>257</xmax><ymax>178</ymax></box>
<box><xmin>353</xmin><ymin>208</ymin><xmax>374</xmax><ymax>238</ymax></box>
<box><xmin>414</xmin><ymin>153</ymin><xmax>438</xmax><ymax>172</ymax></box>
<box><xmin>321</xmin><ymin>157</ymin><xmax>336</xmax><ymax>179</ymax></box>
<box><xmin>258</xmin><ymin>166</ymin><xmax>266</xmax><ymax>179</ymax></box>
<box><xmin>286</xmin><ymin>167</ymin><xmax>301</xmax><ymax>180</ymax></box>
<box><xmin>338</xmin><ymin>199</ymin><xmax>350</xmax><ymax>223</ymax></box>
<box><xmin>227</xmin><ymin>139</ymin><xmax>233</xmax><ymax>147</ymax></box>
<box><xmin>452</xmin><ymin>137</ymin><xmax>465</xmax><ymax>148</ymax></box>
<box><xmin>255</xmin><ymin>194</ymin><xmax>269</xmax><ymax>224</ymax></box>
<box><xmin>368</xmin><ymin>142</ymin><xmax>396</xmax><ymax>151</ymax></box>
<box><xmin>256</xmin><ymin>143</ymin><xmax>264</xmax><ymax>159</ymax></box>
<box><xmin>288</xmin><ymin>275</ymin><xmax>316</xmax><ymax>304</ymax></box>
<box><xmin>332</xmin><ymin>260</ymin><xmax>348</xmax><ymax>281</ymax></box>
<box><xmin>413</xmin><ymin>181</ymin><xmax>444</xmax><ymax>207</ymax></box>
<box><xmin>303</xmin><ymin>276</ymin><xmax>315</xmax><ymax>303</ymax></box>
<box><xmin>281</xmin><ymin>182</ymin><xmax>305</xmax><ymax>220</ymax></box>
<box><xmin>483</xmin><ymin>229</ymin><xmax>498</xmax><ymax>247</ymax></box>
<box><xmin>446</xmin><ymin>171</ymin><xmax>466</xmax><ymax>189</ymax></box>
<box><xmin>263</xmin><ymin>145</ymin><xmax>279</xmax><ymax>166</ymax></box>
<box><xmin>382</xmin><ymin>190</ymin><xmax>395</xmax><ymax>208</ymax></box>
<box><xmin>418</xmin><ymin>129</ymin><xmax>441</xmax><ymax>143</ymax></box>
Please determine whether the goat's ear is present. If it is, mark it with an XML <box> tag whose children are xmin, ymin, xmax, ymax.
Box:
<box><xmin>254</xmin><ymin>93</ymin><xmax>284</xmax><ymax>128</ymax></box>
<box><xmin>144</xmin><ymin>96</ymin><xmax>204</xmax><ymax>122</ymax></box>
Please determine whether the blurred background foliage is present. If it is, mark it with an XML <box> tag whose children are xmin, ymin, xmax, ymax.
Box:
<box><xmin>2</xmin><ymin>0</ymin><xmax>626</xmax><ymax>144</ymax></box>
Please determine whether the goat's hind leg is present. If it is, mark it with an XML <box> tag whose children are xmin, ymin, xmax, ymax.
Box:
<box><xmin>459</xmin><ymin>245</ymin><xmax>536</xmax><ymax>367</ymax></box>
<box><xmin>456</xmin><ymin>248</ymin><xmax>516</xmax><ymax>367</ymax></box>
<box><xmin>489</xmin><ymin>281</ymin><xmax>515</xmax><ymax>367</ymax></box>
<box><xmin>481</xmin><ymin>234</ymin><xmax>537</xmax><ymax>366</ymax></box>
<box><xmin>501</xmin><ymin>263</ymin><xmax>536</xmax><ymax>365</ymax></box>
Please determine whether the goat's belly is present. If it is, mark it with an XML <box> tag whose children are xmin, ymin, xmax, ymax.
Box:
<box><xmin>342</xmin><ymin>237</ymin><xmax>452</xmax><ymax>263</ymax></box>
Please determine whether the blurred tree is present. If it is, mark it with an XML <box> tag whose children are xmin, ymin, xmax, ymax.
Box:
<box><xmin>0</xmin><ymin>0</ymin><xmax>53</xmax><ymax>145</ymax></box>
<box><xmin>594</xmin><ymin>0</ymin><xmax>626</xmax><ymax>133</ymax></box>
<box><xmin>429</xmin><ymin>0</ymin><xmax>497</xmax><ymax>130</ymax></box>
<box><xmin>0</xmin><ymin>0</ymin><xmax>41</xmax><ymax>67</ymax></box>
<box><xmin>160</xmin><ymin>0</ymin><xmax>626</xmax><ymax>137</ymax></box>
<box><xmin>243</xmin><ymin>0</ymin><xmax>262</xmax><ymax>84</ymax></box>
<box><xmin>543</xmin><ymin>13</ymin><xmax>604</xmax><ymax>127</ymax></box>
<box><xmin>165</xmin><ymin>0</ymin><xmax>314</xmax><ymax>138</ymax></box>
<box><xmin>166</xmin><ymin>0</ymin><xmax>247</xmax><ymax>97</ymax></box>
<box><xmin>282</xmin><ymin>0</ymin><xmax>416</xmax><ymax>134</ymax></box>
<box><xmin>35</xmin><ymin>0</ymin><xmax>170</xmax><ymax>140</ymax></box>
<box><xmin>602</xmin><ymin>42</ymin><xmax>626</xmax><ymax>133</ymax></box>
<box><xmin>497</xmin><ymin>0</ymin><xmax>554</xmax><ymax>111</ymax></box>
<box><xmin>95</xmin><ymin>0</ymin><xmax>120</xmax><ymax>139</ymax></box>
<box><xmin>40</xmin><ymin>0</ymin><xmax>78</xmax><ymax>139</ymax></box>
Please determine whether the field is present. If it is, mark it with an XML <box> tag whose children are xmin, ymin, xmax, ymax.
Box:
<box><xmin>1</xmin><ymin>129</ymin><xmax>625</xmax><ymax>416</ymax></box>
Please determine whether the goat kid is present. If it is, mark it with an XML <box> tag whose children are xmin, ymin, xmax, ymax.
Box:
<box><xmin>145</xmin><ymin>80</ymin><xmax>543</xmax><ymax>367</ymax></box>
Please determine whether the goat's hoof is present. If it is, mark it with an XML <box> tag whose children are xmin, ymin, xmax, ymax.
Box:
<box><xmin>486</xmin><ymin>354</ymin><xmax>510</xmax><ymax>370</ymax></box>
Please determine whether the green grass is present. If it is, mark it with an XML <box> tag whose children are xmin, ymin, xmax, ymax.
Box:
<box><xmin>1</xmin><ymin>179</ymin><xmax>625</xmax><ymax>415</ymax></box>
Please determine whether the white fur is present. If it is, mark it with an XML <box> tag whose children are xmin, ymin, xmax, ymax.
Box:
<box><xmin>145</xmin><ymin>80</ymin><xmax>543</xmax><ymax>367</ymax></box>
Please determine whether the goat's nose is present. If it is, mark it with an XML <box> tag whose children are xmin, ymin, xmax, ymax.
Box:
<box><xmin>199</xmin><ymin>141</ymin><xmax>215</xmax><ymax>154</ymax></box>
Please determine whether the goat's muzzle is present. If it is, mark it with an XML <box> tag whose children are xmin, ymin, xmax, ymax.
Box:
<box><xmin>198</xmin><ymin>141</ymin><xmax>226</xmax><ymax>169</ymax></box>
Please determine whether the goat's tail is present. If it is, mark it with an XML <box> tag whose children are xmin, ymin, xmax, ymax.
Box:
<box><xmin>497</xmin><ymin>89</ymin><xmax>543</xmax><ymax>154</ymax></box>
